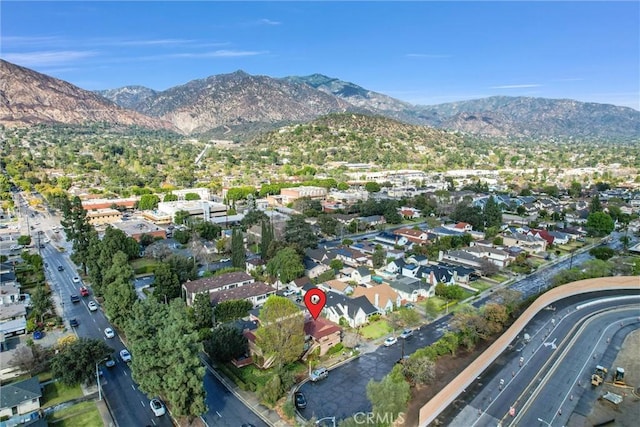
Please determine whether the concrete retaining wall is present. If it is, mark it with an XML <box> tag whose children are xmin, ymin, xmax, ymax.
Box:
<box><xmin>418</xmin><ymin>275</ymin><xmax>640</xmax><ymax>427</ymax></box>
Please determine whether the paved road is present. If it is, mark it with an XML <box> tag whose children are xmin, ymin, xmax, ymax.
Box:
<box><xmin>448</xmin><ymin>294</ymin><xmax>640</xmax><ymax>426</ymax></box>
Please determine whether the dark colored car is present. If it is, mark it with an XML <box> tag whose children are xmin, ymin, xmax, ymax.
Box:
<box><xmin>69</xmin><ymin>318</ymin><xmax>79</xmax><ymax>327</ymax></box>
<box><xmin>294</xmin><ymin>391</ymin><xmax>307</xmax><ymax>409</ymax></box>
<box><xmin>57</xmin><ymin>265</ymin><xmax>64</xmax><ymax>271</ymax></box>
<box><xmin>70</xmin><ymin>295</ymin><xmax>80</xmax><ymax>303</ymax></box>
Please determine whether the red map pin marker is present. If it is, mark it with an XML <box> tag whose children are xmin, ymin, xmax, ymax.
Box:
<box><xmin>304</xmin><ymin>288</ymin><xmax>326</xmax><ymax>320</ymax></box>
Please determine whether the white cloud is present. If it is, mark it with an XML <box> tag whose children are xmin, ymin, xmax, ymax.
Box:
<box><xmin>490</xmin><ymin>84</ymin><xmax>542</xmax><ymax>89</ymax></box>
<box><xmin>260</xmin><ymin>18</ymin><xmax>281</xmax><ymax>26</ymax></box>
<box><xmin>406</xmin><ymin>53</ymin><xmax>451</xmax><ymax>59</ymax></box>
<box><xmin>2</xmin><ymin>50</ymin><xmax>98</xmax><ymax>67</ymax></box>
<box><xmin>138</xmin><ymin>50</ymin><xmax>269</xmax><ymax>60</ymax></box>
<box><xmin>2</xmin><ymin>36</ymin><xmax>65</xmax><ymax>47</ymax></box>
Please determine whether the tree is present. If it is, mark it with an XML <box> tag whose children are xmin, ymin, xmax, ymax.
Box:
<box><xmin>450</xmin><ymin>203</ymin><xmax>483</xmax><ymax>231</ymax></box>
<box><xmin>402</xmin><ymin>355</ymin><xmax>436</xmax><ymax>385</ymax></box>
<box><xmin>283</xmin><ymin>214</ymin><xmax>318</xmax><ymax>253</ymax></box>
<box><xmin>138</xmin><ymin>194</ymin><xmax>160</xmax><ymax>210</ymax></box>
<box><xmin>568</xmin><ymin>181</ymin><xmax>582</xmax><ymax>198</ymax></box>
<box><xmin>329</xmin><ymin>259</ymin><xmax>344</xmax><ymax>271</ymax></box>
<box><xmin>204</xmin><ymin>324</ymin><xmax>248</xmax><ymax>362</ymax></box>
<box><xmin>423</xmin><ymin>298</ymin><xmax>439</xmax><ymax>320</ymax></box>
<box><xmin>267</xmin><ymin>247</ymin><xmax>304</xmax><ymax>284</ymax></box>
<box><xmin>213</xmin><ymin>299</ymin><xmax>253</xmax><ymax>323</ymax></box>
<box><xmin>241</xmin><ymin>209</ymin><xmax>269</xmax><ymax>229</ymax></box>
<box><xmin>126</xmin><ymin>299</ymin><xmax>207</xmax><ymax>417</ymax></box>
<box><xmin>231</xmin><ymin>228</ymin><xmax>246</xmax><ymax>269</ymax></box>
<box><xmin>192</xmin><ymin>292</ymin><xmax>213</xmax><ymax>330</ymax></box>
<box><xmin>589</xmin><ymin>194</ymin><xmax>603</xmax><ymax>213</ymax></box>
<box><xmin>50</xmin><ymin>338</ymin><xmax>113</xmax><ymax>386</ymax></box>
<box><xmin>317</xmin><ymin>215</ymin><xmax>338</xmax><ymax>236</ymax></box>
<box><xmin>164</xmin><ymin>193</ymin><xmax>178</xmax><ymax>202</ymax></box>
<box><xmin>193</xmin><ymin>221</ymin><xmax>221</xmax><ymax>241</ymax></box>
<box><xmin>479</xmin><ymin>259</ymin><xmax>499</xmax><ymax>277</ymax></box>
<box><xmin>166</xmin><ymin>254</ymin><xmax>198</xmax><ymax>284</ymax></box>
<box><xmin>364</xmin><ymin>182</ymin><xmax>381</xmax><ymax>193</ymax></box>
<box><xmin>173</xmin><ymin>228</ymin><xmax>191</xmax><ymax>244</ymax></box>
<box><xmin>366</xmin><ymin>367</ymin><xmax>410</xmax><ymax>425</ymax></box>
<box><xmin>30</xmin><ymin>285</ymin><xmax>52</xmax><ymax>322</ymax></box>
<box><xmin>260</xmin><ymin>220</ymin><xmax>274</xmax><ymax>260</ymax></box>
<box><xmin>370</xmin><ymin>247</ymin><xmax>386</xmax><ymax>269</ymax></box>
<box><xmin>174</xmin><ymin>210</ymin><xmax>190</xmax><ymax>226</ymax></box>
<box><xmin>9</xmin><ymin>343</ymin><xmax>51</xmax><ymax>375</ymax></box>
<box><xmin>589</xmin><ymin>247</ymin><xmax>616</xmax><ymax>261</ymax></box>
<box><xmin>483</xmin><ymin>196</ymin><xmax>503</xmax><ymax>229</ymax></box>
<box><xmin>103</xmin><ymin>278</ymin><xmax>137</xmax><ymax>328</ymax></box>
<box><xmin>254</xmin><ymin>296</ymin><xmax>305</xmax><ymax>368</ymax></box>
<box><xmin>153</xmin><ymin>263</ymin><xmax>181</xmax><ymax>302</ymax></box>
<box><xmin>586</xmin><ymin>212</ymin><xmax>614</xmax><ymax>237</ymax></box>
<box><xmin>482</xmin><ymin>303</ymin><xmax>509</xmax><ymax>335</ymax></box>
<box><xmin>17</xmin><ymin>235</ymin><xmax>31</xmax><ymax>246</ymax></box>
<box><xmin>61</xmin><ymin>195</ymin><xmax>94</xmax><ymax>275</ymax></box>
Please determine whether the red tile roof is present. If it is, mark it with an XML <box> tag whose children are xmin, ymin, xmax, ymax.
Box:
<box><xmin>304</xmin><ymin>317</ymin><xmax>342</xmax><ymax>340</ymax></box>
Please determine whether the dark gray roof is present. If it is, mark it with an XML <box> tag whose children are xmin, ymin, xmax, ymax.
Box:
<box><xmin>0</xmin><ymin>377</ymin><xmax>41</xmax><ymax>409</ymax></box>
<box><xmin>325</xmin><ymin>291</ymin><xmax>378</xmax><ymax>317</ymax></box>
<box><xmin>183</xmin><ymin>272</ymin><xmax>253</xmax><ymax>294</ymax></box>
<box><xmin>305</xmin><ymin>248</ymin><xmax>328</xmax><ymax>263</ymax></box>
<box><xmin>386</xmin><ymin>276</ymin><xmax>428</xmax><ymax>294</ymax></box>
<box><xmin>356</xmin><ymin>266</ymin><xmax>371</xmax><ymax>276</ymax></box>
<box><xmin>209</xmin><ymin>282</ymin><xmax>275</xmax><ymax>305</ymax></box>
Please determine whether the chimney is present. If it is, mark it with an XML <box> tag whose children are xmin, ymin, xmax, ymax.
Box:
<box><xmin>438</xmin><ymin>250</ymin><xmax>444</xmax><ymax>262</ymax></box>
<box><xmin>375</xmin><ymin>293</ymin><xmax>379</xmax><ymax>308</ymax></box>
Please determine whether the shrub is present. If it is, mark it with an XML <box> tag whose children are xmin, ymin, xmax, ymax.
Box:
<box><xmin>326</xmin><ymin>343</ymin><xmax>344</xmax><ymax>356</ymax></box>
<box><xmin>369</xmin><ymin>313</ymin><xmax>382</xmax><ymax>322</ymax></box>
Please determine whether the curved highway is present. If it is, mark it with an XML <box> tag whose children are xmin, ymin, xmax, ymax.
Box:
<box><xmin>447</xmin><ymin>295</ymin><xmax>640</xmax><ymax>427</ymax></box>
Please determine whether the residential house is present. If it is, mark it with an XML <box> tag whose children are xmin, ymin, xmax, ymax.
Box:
<box><xmin>349</xmin><ymin>241</ymin><xmax>377</xmax><ymax>255</ymax></box>
<box><xmin>319</xmin><ymin>280</ymin><xmax>354</xmax><ymax>295</ymax></box>
<box><xmin>303</xmin><ymin>317</ymin><xmax>342</xmax><ymax>357</ymax></box>
<box><xmin>357</xmin><ymin>215</ymin><xmax>386</xmax><ymax>229</ymax></box>
<box><xmin>0</xmin><ymin>377</ymin><xmax>42</xmax><ymax>419</ymax></box>
<box><xmin>444</xmin><ymin>222</ymin><xmax>473</xmax><ymax>233</ymax></box>
<box><xmin>440</xmin><ymin>250</ymin><xmax>484</xmax><ymax>269</ymax></box>
<box><xmin>0</xmin><ymin>303</ymin><xmax>27</xmax><ymax>338</ymax></box>
<box><xmin>406</xmin><ymin>254</ymin><xmax>429</xmax><ymax>266</ymax></box>
<box><xmin>0</xmin><ymin>283</ymin><xmax>20</xmax><ymax>305</ymax></box>
<box><xmin>323</xmin><ymin>291</ymin><xmax>378</xmax><ymax>328</ymax></box>
<box><xmin>351</xmin><ymin>266</ymin><xmax>372</xmax><ymax>285</ymax></box>
<box><xmin>385</xmin><ymin>258</ymin><xmax>405</xmax><ymax>274</ymax></box>
<box><xmin>399</xmin><ymin>207</ymin><xmax>421</xmax><ymax>219</ymax></box>
<box><xmin>385</xmin><ymin>276</ymin><xmax>434</xmax><ymax>302</ymax></box>
<box><xmin>548</xmin><ymin>231</ymin><xmax>570</xmax><ymax>245</ymax></box>
<box><xmin>502</xmin><ymin>233</ymin><xmax>547</xmax><ymax>254</ymax></box>
<box><xmin>182</xmin><ymin>272</ymin><xmax>255</xmax><ymax>306</ymax></box>
<box><xmin>352</xmin><ymin>283</ymin><xmax>401</xmax><ymax>313</ymax></box>
<box><xmin>386</xmin><ymin>248</ymin><xmax>406</xmax><ymax>260</ymax></box>
<box><xmin>374</xmin><ymin>231</ymin><xmax>407</xmax><ymax>248</ymax></box>
<box><xmin>305</xmin><ymin>248</ymin><xmax>331</xmax><ymax>264</ymax></box>
<box><xmin>333</xmin><ymin>247</ymin><xmax>370</xmax><ymax>267</ymax></box>
<box><xmin>245</xmin><ymin>258</ymin><xmax>266</xmax><ymax>273</ymax></box>
<box><xmin>464</xmin><ymin>245</ymin><xmax>511</xmax><ymax>268</ymax></box>
<box><xmin>419</xmin><ymin>265</ymin><xmax>456</xmax><ymax>287</ymax></box>
<box><xmin>401</xmin><ymin>263</ymin><xmax>420</xmax><ymax>278</ymax></box>
<box><xmin>332</xmin><ymin>213</ymin><xmax>358</xmax><ymax>225</ymax></box>
<box><xmin>437</xmin><ymin>263</ymin><xmax>476</xmax><ymax>284</ymax></box>
<box><xmin>394</xmin><ymin>228</ymin><xmax>431</xmax><ymax>245</ymax></box>
<box><xmin>528</xmin><ymin>229</ymin><xmax>556</xmax><ymax>246</ymax></box>
<box><xmin>431</xmin><ymin>226</ymin><xmax>466</xmax><ymax>238</ymax></box>
<box><xmin>209</xmin><ymin>282</ymin><xmax>276</xmax><ymax>308</ymax></box>
<box><xmin>303</xmin><ymin>257</ymin><xmax>332</xmax><ymax>279</ymax></box>
<box><xmin>289</xmin><ymin>276</ymin><xmax>312</xmax><ymax>294</ymax></box>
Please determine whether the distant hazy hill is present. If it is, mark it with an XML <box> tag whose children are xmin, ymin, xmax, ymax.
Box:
<box><xmin>0</xmin><ymin>59</ymin><xmax>175</xmax><ymax>131</ymax></box>
<box><xmin>95</xmin><ymin>85</ymin><xmax>157</xmax><ymax>111</ymax></box>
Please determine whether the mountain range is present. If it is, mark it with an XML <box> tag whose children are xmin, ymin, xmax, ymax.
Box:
<box><xmin>1</xmin><ymin>58</ymin><xmax>638</xmax><ymax>141</ymax></box>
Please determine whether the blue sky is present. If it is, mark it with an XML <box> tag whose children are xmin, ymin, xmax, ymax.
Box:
<box><xmin>2</xmin><ymin>1</ymin><xmax>639</xmax><ymax>109</ymax></box>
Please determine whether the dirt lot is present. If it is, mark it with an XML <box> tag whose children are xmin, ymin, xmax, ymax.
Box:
<box><xmin>569</xmin><ymin>329</ymin><xmax>640</xmax><ymax>427</ymax></box>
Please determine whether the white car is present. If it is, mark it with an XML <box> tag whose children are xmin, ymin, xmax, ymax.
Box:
<box><xmin>104</xmin><ymin>328</ymin><xmax>115</xmax><ymax>339</ymax></box>
<box><xmin>384</xmin><ymin>336</ymin><xmax>398</xmax><ymax>347</ymax></box>
<box><xmin>88</xmin><ymin>301</ymin><xmax>98</xmax><ymax>312</ymax></box>
<box><xmin>150</xmin><ymin>398</ymin><xmax>166</xmax><ymax>416</ymax></box>
<box><xmin>72</xmin><ymin>276</ymin><xmax>80</xmax><ymax>283</ymax></box>
<box><xmin>120</xmin><ymin>349</ymin><xmax>132</xmax><ymax>363</ymax></box>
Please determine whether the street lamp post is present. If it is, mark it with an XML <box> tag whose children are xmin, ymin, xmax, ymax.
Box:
<box><xmin>95</xmin><ymin>363</ymin><xmax>102</xmax><ymax>401</ymax></box>
<box><xmin>316</xmin><ymin>416</ymin><xmax>336</xmax><ymax>427</ymax></box>
<box><xmin>537</xmin><ymin>417</ymin><xmax>552</xmax><ymax>427</ymax></box>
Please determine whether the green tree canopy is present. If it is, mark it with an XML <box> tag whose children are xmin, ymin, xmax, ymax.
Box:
<box><xmin>283</xmin><ymin>214</ymin><xmax>318</xmax><ymax>253</ymax></box>
<box><xmin>254</xmin><ymin>296</ymin><xmax>305</xmax><ymax>368</ymax></box>
<box><xmin>267</xmin><ymin>247</ymin><xmax>304</xmax><ymax>284</ymax></box>
<box><xmin>51</xmin><ymin>338</ymin><xmax>113</xmax><ymax>386</ymax></box>
<box><xmin>213</xmin><ymin>299</ymin><xmax>253</xmax><ymax>323</ymax></box>
<box><xmin>231</xmin><ymin>228</ymin><xmax>246</xmax><ymax>269</ymax></box>
<box><xmin>586</xmin><ymin>212</ymin><xmax>614</xmax><ymax>237</ymax></box>
<box><xmin>138</xmin><ymin>194</ymin><xmax>160</xmax><ymax>210</ymax></box>
<box><xmin>153</xmin><ymin>263</ymin><xmax>181</xmax><ymax>302</ymax></box>
<box><xmin>204</xmin><ymin>324</ymin><xmax>248</xmax><ymax>363</ymax></box>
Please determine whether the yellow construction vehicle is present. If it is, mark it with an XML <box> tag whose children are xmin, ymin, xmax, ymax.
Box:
<box><xmin>613</xmin><ymin>367</ymin><xmax>625</xmax><ymax>385</ymax></box>
<box><xmin>591</xmin><ymin>365</ymin><xmax>608</xmax><ymax>386</ymax></box>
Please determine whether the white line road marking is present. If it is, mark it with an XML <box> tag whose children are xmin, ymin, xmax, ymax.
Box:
<box><xmin>123</xmin><ymin>371</ymin><xmax>128</xmax><ymax>376</ymax></box>
<box><xmin>140</xmin><ymin>400</ymin><xmax>145</xmax><ymax>407</ymax></box>
<box><xmin>131</xmin><ymin>384</ymin><xmax>135</xmax><ymax>390</ymax></box>
<box><xmin>151</xmin><ymin>420</ymin><xmax>156</xmax><ymax>426</ymax></box>
<box><xmin>216</xmin><ymin>411</ymin><xmax>222</xmax><ymax>417</ymax></box>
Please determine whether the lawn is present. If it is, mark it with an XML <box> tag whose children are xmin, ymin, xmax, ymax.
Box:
<box><xmin>42</xmin><ymin>381</ymin><xmax>83</xmax><ymax>408</ymax></box>
<box><xmin>488</xmin><ymin>274</ymin><xmax>508</xmax><ymax>283</ymax></box>
<box><xmin>472</xmin><ymin>280</ymin><xmax>494</xmax><ymax>292</ymax></box>
<box><xmin>47</xmin><ymin>401</ymin><xmax>102</xmax><ymax>427</ymax></box>
<box><xmin>360</xmin><ymin>320</ymin><xmax>392</xmax><ymax>340</ymax></box>
<box><xmin>130</xmin><ymin>258</ymin><xmax>158</xmax><ymax>275</ymax></box>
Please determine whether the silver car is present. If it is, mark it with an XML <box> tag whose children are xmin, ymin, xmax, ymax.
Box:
<box><xmin>309</xmin><ymin>367</ymin><xmax>328</xmax><ymax>382</ymax></box>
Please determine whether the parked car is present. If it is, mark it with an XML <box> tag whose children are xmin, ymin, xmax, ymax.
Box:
<box><xmin>72</xmin><ymin>276</ymin><xmax>81</xmax><ymax>283</ymax></box>
<box><xmin>384</xmin><ymin>336</ymin><xmax>398</xmax><ymax>347</ymax></box>
<box><xmin>219</xmin><ymin>258</ymin><xmax>230</xmax><ymax>263</ymax></box>
<box><xmin>150</xmin><ymin>398</ymin><xmax>166</xmax><ymax>416</ymax></box>
<box><xmin>105</xmin><ymin>356</ymin><xmax>116</xmax><ymax>368</ymax></box>
<box><xmin>283</xmin><ymin>289</ymin><xmax>296</xmax><ymax>297</ymax></box>
<box><xmin>88</xmin><ymin>301</ymin><xmax>98</xmax><ymax>312</ymax></box>
<box><xmin>119</xmin><ymin>349</ymin><xmax>132</xmax><ymax>363</ymax></box>
<box><xmin>294</xmin><ymin>391</ymin><xmax>307</xmax><ymax>409</ymax></box>
<box><xmin>309</xmin><ymin>367</ymin><xmax>328</xmax><ymax>382</ymax></box>
<box><xmin>404</xmin><ymin>303</ymin><xmax>415</xmax><ymax>309</ymax></box>
<box><xmin>69</xmin><ymin>318</ymin><xmax>79</xmax><ymax>327</ymax></box>
<box><xmin>80</xmin><ymin>286</ymin><xmax>89</xmax><ymax>297</ymax></box>
<box><xmin>57</xmin><ymin>265</ymin><xmax>64</xmax><ymax>271</ymax></box>
<box><xmin>399</xmin><ymin>329</ymin><xmax>414</xmax><ymax>339</ymax></box>
<box><xmin>70</xmin><ymin>295</ymin><xmax>80</xmax><ymax>303</ymax></box>
<box><xmin>104</xmin><ymin>328</ymin><xmax>115</xmax><ymax>339</ymax></box>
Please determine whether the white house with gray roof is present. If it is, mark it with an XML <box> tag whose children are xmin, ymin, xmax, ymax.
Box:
<box><xmin>323</xmin><ymin>291</ymin><xmax>378</xmax><ymax>327</ymax></box>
